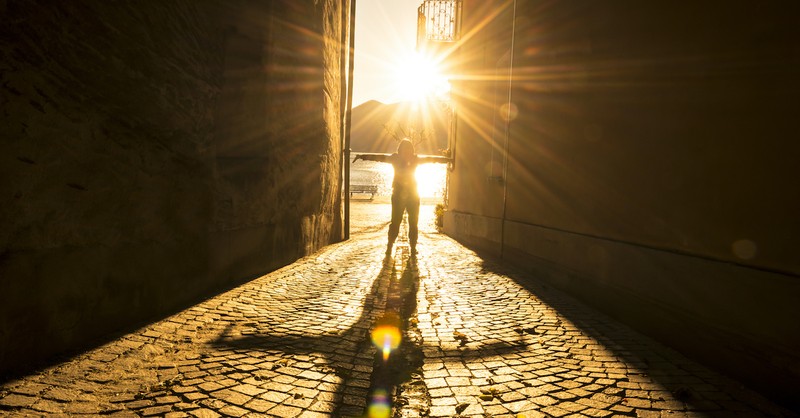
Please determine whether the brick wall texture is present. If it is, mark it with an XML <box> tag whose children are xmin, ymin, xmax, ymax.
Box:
<box><xmin>0</xmin><ymin>0</ymin><xmax>347</xmax><ymax>374</ymax></box>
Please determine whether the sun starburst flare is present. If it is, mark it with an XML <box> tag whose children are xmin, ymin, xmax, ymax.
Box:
<box><xmin>392</xmin><ymin>51</ymin><xmax>451</xmax><ymax>103</ymax></box>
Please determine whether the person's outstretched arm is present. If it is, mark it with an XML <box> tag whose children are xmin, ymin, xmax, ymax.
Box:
<box><xmin>353</xmin><ymin>153</ymin><xmax>391</xmax><ymax>163</ymax></box>
<box><xmin>416</xmin><ymin>155</ymin><xmax>452</xmax><ymax>164</ymax></box>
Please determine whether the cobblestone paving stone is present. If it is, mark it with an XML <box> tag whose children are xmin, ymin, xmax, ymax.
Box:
<box><xmin>0</xmin><ymin>223</ymin><xmax>392</xmax><ymax>417</ymax></box>
<box><xmin>0</xmin><ymin>202</ymin><xmax>795</xmax><ymax>417</ymax></box>
<box><xmin>399</xmin><ymin>227</ymin><xmax>795</xmax><ymax>418</ymax></box>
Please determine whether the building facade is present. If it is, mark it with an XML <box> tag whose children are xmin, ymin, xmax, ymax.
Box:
<box><xmin>431</xmin><ymin>0</ymin><xmax>800</xmax><ymax>407</ymax></box>
<box><xmin>1</xmin><ymin>0</ymin><xmax>353</xmax><ymax>375</ymax></box>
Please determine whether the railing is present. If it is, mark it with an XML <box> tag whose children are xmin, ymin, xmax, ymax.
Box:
<box><xmin>417</xmin><ymin>0</ymin><xmax>462</xmax><ymax>44</ymax></box>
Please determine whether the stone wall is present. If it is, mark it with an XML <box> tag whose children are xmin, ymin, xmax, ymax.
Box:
<box><xmin>0</xmin><ymin>0</ymin><xmax>346</xmax><ymax>375</ymax></box>
<box><xmin>444</xmin><ymin>0</ymin><xmax>800</xmax><ymax>408</ymax></box>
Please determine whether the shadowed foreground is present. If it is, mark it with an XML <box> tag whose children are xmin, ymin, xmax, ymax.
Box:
<box><xmin>0</xmin><ymin>202</ymin><xmax>793</xmax><ymax>417</ymax></box>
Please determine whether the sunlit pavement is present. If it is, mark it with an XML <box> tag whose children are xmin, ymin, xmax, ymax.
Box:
<box><xmin>0</xmin><ymin>202</ymin><xmax>793</xmax><ymax>417</ymax></box>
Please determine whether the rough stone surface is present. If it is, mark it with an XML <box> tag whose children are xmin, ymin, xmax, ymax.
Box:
<box><xmin>0</xmin><ymin>203</ymin><xmax>793</xmax><ymax>417</ymax></box>
<box><xmin>0</xmin><ymin>0</ymin><xmax>347</xmax><ymax>375</ymax></box>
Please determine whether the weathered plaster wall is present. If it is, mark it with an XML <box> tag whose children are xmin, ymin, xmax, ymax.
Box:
<box><xmin>0</xmin><ymin>0</ymin><xmax>345</xmax><ymax>375</ymax></box>
<box><xmin>444</xmin><ymin>0</ymin><xmax>800</xmax><ymax>407</ymax></box>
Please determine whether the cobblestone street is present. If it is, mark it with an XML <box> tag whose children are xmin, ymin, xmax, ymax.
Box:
<box><xmin>0</xmin><ymin>202</ymin><xmax>794</xmax><ymax>417</ymax></box>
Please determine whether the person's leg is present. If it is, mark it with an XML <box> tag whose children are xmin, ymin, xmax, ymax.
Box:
<box><xmin>387</xmin><ymin>193</ymin><xmax>404</xmax><ymax>255</ymax></box>
<box><xmin>408</xmin><ymin>195</ymin><xmax>420</xmax><ymax>254</ymax></box>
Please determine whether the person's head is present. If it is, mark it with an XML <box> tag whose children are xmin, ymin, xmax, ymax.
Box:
<box><xmin>397</xmin><ymin>138</ymin><xmax>415</xmax><ymax>158</ymax></box>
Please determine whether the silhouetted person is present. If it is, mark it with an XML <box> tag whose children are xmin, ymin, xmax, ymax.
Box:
<box><xmin>354</xmin><ymin>139</ymin><xmax>450</xmax><ymax>256</ymax></box>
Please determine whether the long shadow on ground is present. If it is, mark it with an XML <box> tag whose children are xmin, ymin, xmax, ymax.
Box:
<box><xmin>208</xmin><ymin>244</ymin><xmax>534</xmax><ymax>417</ymax></box>
<box><xmin>207</xmin><ymin>255</ymin><xmax>393</xmax><ymax>416</ymax></box>
<box><xmin>367</xmin><ymin>250</ymin><xmax>533</xmax><ymax>417</ymax></box>
<box><xmin>471</xmin><ymin>249</ymin><xmax>796</xmax><ymax>417</ymax></box>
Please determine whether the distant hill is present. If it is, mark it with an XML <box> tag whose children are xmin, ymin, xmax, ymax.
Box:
<box><xmin>349</xmin><ymin>100</ymin><xmax>450</xmax><ymax>155</ymax></box>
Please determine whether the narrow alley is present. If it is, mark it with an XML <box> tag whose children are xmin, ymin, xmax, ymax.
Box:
<box><xmin>3</xmin><ymin>1</ymin><xmax>799</xmax><ymax>417</ymax></box>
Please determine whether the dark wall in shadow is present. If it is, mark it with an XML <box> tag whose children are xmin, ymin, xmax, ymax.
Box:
<box><xmin>443</xmin><ymin>0</ymin><xmax>800</xmax><ymax>409</ymax></box>
<box><xmin>0</xmin><ymin>1</ymin><xmax>347</xmax><ymax>377</ymax></box>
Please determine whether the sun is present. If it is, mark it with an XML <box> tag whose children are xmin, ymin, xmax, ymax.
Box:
<box><xmin>392</xmin><ymin>52</ymin><xmax>450</xmax><ymax>102</ymax></box>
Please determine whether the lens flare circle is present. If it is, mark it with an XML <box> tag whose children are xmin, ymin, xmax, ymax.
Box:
<box><xmin>368</xmin><ymin>389</ymin><xmax>391</xmax><ymax>418</ymax></box>
<box><xmin>499</xmin><ymin>102</ymin><xmax>518</xmax><ymax>122</ymax></box>
<box><xmin>732</xmin><ymin>239</ymin><xmax>757</xmax><ymax>260</ymax></box>
<box><xmin>371</xmin><ymin>324</ymin><xmax>401</xmax><ymax>361</ymax></box>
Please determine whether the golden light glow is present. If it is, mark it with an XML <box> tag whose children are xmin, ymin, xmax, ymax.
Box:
<box><xmin>355</xmin><ymin>160</ymin><xmax>446</xmax><ymax>199</ymax></box>
<box><xmin>371</xmin><ymin>324</ymin><xmax>401</xmax><ymax>362</ymax></box>
<box><xmin>375</xmin><ymin>160</ymin><xmax>396</xmax><ymax>179</ymax></box>
<box><xmin>377</xmin><ymin>163</ymin><xmax>447</xmax><ymax>199</ymax></box>
<box><xmin>415</xmin><ymin>163</ymin><xmax>447</xmax><ymax>198</ymax></box>
<box><xmin>392</xmin><ymin>51</ymin><xmax>451</xmax><ymax>103</ymax></box>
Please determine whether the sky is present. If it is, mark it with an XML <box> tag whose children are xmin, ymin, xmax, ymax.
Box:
<box><xmin>352</xmin><ymin>0</ymin><xmax>424</xmax><ymax>107</ymax></box>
